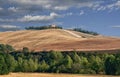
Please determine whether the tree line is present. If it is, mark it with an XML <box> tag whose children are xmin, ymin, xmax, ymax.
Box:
<box><xmin>25</xmin><ymin>25</ymin><xmax>62</xmax><ymax>30</ymax></box>
<box><xmin>0</xmin><ymin>44</ymin><xmax>120</xmax><ymax>75</ymax></box>
<box><xmin>25</xmin><ymin>25</ymin><xmax>98</xmax><ymax>36</ymax></box>
<box><xmin>73</xmin><ymin>28</ymin><xmax>99</xmax><ymax>35</ymax></box>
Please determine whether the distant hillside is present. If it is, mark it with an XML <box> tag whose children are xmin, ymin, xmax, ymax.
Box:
<box><xmin>0</xmin><ymin>29</ymin><xmax>120</xmax><ymax>51</ymax></box>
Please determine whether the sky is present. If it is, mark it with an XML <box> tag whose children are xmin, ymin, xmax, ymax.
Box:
<box><xmin>0</xmin><ymin>0</ymin><xmax>120</xmax><ymax>36</ymax></box>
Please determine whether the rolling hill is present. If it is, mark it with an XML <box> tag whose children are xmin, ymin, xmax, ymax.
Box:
<box><xmin>0</xmin><ymin>29</ymin><xmax>120</xmax><ymax>51</ymax></box>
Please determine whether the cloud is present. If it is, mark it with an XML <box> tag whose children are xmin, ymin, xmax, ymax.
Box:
<box><xmin>19</xmin><ymin>12</ymin><xmax>60</xmax><ymax>22</ymax></box>
<box><xmin>0</xmin><ymin>0</ymin><xmax>120</xmax><ymax>15</ymax></box>
<box><xmin>91</xmin><ymin>1</ymin><xmax>120</xmax><ymax>11</ymax></box>
<box><xmin>66</xmin><ymin>12</ymin><xmax>73</xmax><ymax>16</ymax></box>
<box><xmin>97</xmin><ymin>6</ymin><xmax>106</xmax><ymax>11</ymax></box>
<box><xmin>111</xmin><ymin>25</ymin><xmax>120</xmax><ymax>28</ymax></box>
<box><xmin>0</xmin><ymin>7</ymin><xmax>3</xmax><ymax>11</ymax></box>
<box><xmin>54</xmin><ymin>6</ymin><xmax>69</xmax><ymax>10</ymax></box>
<box><xmin>0</xmin><ymin>19</ymin><xmax>15</xmax><ymax>22</ymax></box>
<box><xmin>18</xmin><ymin>12</ymin><xmax>61</xmax><ymax>22</ymax></box>
<box><xmin>8</xmin><ymin>0</ymin><xmax>102</xmax><ymax>11</ymax></box>
<box><xmin>80</xmin><ymin>10</ymin><xmax>84</xmax><ymax>15</ymax></box>
<box><xmin>0</xmin><ymin>0</ymin><xmax>120</xmax><ymax>26</ymax></box>
<box><xmin>0</xmin><ymin>25</ymin><xmax>20</xmax><ymax>31</ymax></box>
<box><xmin>100</xmin><ymin>1</ymin><xmax>120</xmax><ymax>11</ymax></box>
<box><xmin>8</xmin><ymin>7</ymin><xmax>19</xmax><ymax>12</ymax></box>
<box><xmin>0</xmin><ymin>12</ymin><xmax>61</xmax><ymax>23</ymax></box>
<box><xmin>115</xmin><ymin>1</ymin><xmax>120</xmax><ymax>6</ymax></box>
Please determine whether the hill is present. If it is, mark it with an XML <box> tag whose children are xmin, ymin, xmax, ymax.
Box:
<box><xmin>0</xmin><ymin>29</ymin><xmax>120</xmax><ymax>51</ymax></box>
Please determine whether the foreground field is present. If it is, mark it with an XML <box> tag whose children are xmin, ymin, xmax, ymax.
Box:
<box><xmin>0</xmin><ymin>73</ymin><xmax>119</xmax><ymax>77</ymax></box>
<box><xmin>0</xmin><ymin>29</ymin><xmax>120</xmax><ymax>51</ymax></box>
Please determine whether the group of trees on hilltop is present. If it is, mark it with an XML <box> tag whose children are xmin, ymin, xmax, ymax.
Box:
<box><xmin>0</xmin><ymin>44</ymin><xmax>120</xmax><ymax>75</ymax></box>
<box><xmin>25</xmin><ymin>25</ymin><xmax>99</xmax><ymax>36</ymax></box>
<box><xmin>73</xmin><ymin>28</ymin><xmax>99</xmax><ymax>35</ymax></box>
<box><xmin>25</xmin><ymin>25</ymin><xmax>62</xmax><ymax>30</ymax></box>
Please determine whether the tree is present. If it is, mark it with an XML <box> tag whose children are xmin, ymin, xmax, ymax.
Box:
<box><xmin>25</xmin><ymin>25</ymin><xmax>62</xmax><ymax>30</ymax></box>
<box><xmin>72</xmin><ymin>52</ymin><xmax>81</xmax><ymax>63</ymax></box>
<box><xmin>78</xmin><ymin>56</ymin><xmax>95</xmax><ymax>74</ymax></box>
<box><xmin>0</xmin><ymin>44</ymin><xmax>7</xmax><ymax>53</ymax></box>
<box><xmin>27</xmin><ymin>58</ymin><xmax>38</xmax><ymax>72</ymax></box>
<box><xmin>73</xmin><ymin>28</ymin><xmax>99</xmax><ymax>35</ymax></box>
<box><xmin>63</xmin><ymin>55</ymin><xmax>73</xmax><ymax>68</ymax></box>
<box><xmin>22</xmin><ymin>47</ymin><xmax>29</xmax><ymax>53</ymax></box>
<box><xmin>49</xmin><ymin>51</ymin><xmax>63</xmax><ymax>66</ymax></box>
<box><xmin>57</xmin><ymin>64</ymin><xmax>66</xmax><ymax>73</ymax></box>
<box><xmin>17</xmin><ymin>58</ymin><xmax>38</xmax><ymax>72</ymax></box>
<box><xmin>22</xmin><ymin>59</ymin><xmax>29</xmax><ymax>72</ymax></box>
<box><xmin>15</xmin><ymin>57</ymin><xmax>23</xmax><ymax>72</ymax></box>
<box><xmin>114</xmin><ymin>56</ymin><xmax>120</xmax><ymax>75</ymax></box>
<box><xmin>0</xmin><ymin>55</ymin><xmax>9</xmax><ymax>75</ymax></box>
<box><xmin>71</xmin><ymin>63</ymin><xmax>81</xmax><ymax>73</ymax></box>
<box><xmin>105</xmin><ymin>55</ymin><xmax>116</xmax><ymax>75</ymax></box>
<box><xmin>90</xmin><ymin>56</ymin><xmax>103</xmax><ymax>74</ymax></box>
<box><xmin>6</xmin><ymin>44</ymin><xmax>15</xmax><ymax>53</ymax></box>
<box><xmin>80</xmin><ymin>56</ymin><xmax>89</xmax><ymax>69</ymax></box>
<box><xmin>5</xmin><ymin>54</ymin><xmax>17</xmax><ymax>72</ymax></box>
<box><xmin>38</xmin><ymin>60</ymin><xmax>49</xmax><ymax>72</ymax></box>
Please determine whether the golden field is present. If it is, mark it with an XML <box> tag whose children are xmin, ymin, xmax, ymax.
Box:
<box><xmin>0</xmin><ymin>29</ymin><xmax>120</xmax><ymax>51</ymax></box>
<box><xmin>0</xmin><ymin>73</ymin><xmax>119</xmax><ymax>77</ymax></box>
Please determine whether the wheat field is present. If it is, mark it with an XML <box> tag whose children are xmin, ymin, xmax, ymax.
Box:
<box><xmin>0</xmin><ymin>29</ymin><xmax>120</xmax><ymax>51</ymax></box>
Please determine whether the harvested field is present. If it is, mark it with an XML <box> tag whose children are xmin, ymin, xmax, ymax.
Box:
<box><xmin>0</xmin><ymin>73</ymin><xmax>119</xmax><ymax>77</ymax></box>
<box><xmin>0</xmin><ymin>29</ymin><xmax>120</xmax><ymax>51</ymax></box>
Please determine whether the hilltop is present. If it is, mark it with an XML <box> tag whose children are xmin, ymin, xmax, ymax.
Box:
<box><xmin>0</xmin><ymin>29</ymin><xmax>120</xmax><ymax>51</ymax></box>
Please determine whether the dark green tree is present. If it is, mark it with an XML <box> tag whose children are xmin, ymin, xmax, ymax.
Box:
<box><xmin>15</xmin><ymin>57</ymin><xmax>23</xmax><ymax>72</ymax></box>
<box><xmin>72</xmin><ymin>52</ymin><xmax>81</xmax><ymax>63</ymax></box>
<box><xmin>27</xmin><ymin>58</ymin><xmax>38</xmax><ymax>72</ymax></box>
<box><xmin>22</xmin><ymin>47</ymin><xmax>29</xmax><ymax>53</ymax></box>
<box><xmin>114</xmin><ymin>56</ymin><xmax>120</xmax><ymax>75</ymax></box>
<box><xmin>6</xmin><ymin>44</ymin><xmax>15</xmax><ymax>53</ymax></box>
<box><xmin>49</xmin><ymin>51</ymin><xmax>63</xmax><ymax>66</ymax></box>
<box><xmin>5</xmin><ymin>54</ymin><xmax>17</xmax><ymax>72</ymax></box>
<box><xmin>90</xmin><ymin>56</ymin><xmax>103</xmax><ymax>74</ymax></box>
<box><xmin>22</xmin><ymin>59</ymin><xmax>29</xmax><ymax>72</ymax></box>
<box><xmin>64</xmin><ymin>55</ymin><xmax>73</xmax><ymax>68</ymax></box>
<box><xmin>105</xmin><ymin>55</ymin><xmax>116</xmax><ymax>75</ymax></box>
<box><xmin>0</xmin><ymin>44</ymin><xmax>6</xmax><ymax>53</ymax></box>
<box><xmin>38</xmin><ymin>60</ymin><xmax>49</xmax><ymax>72</ymax></box>
<box><xmin>0</xmin><ymin>55</ymin><xmax>9</xmax><ymax>75</ymax></box>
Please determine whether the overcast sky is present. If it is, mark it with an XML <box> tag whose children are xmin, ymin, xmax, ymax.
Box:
<box><xmin>0</xmin><ymin>0</ymin><xmax>120</xmax><ymax>36</ymax></box>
